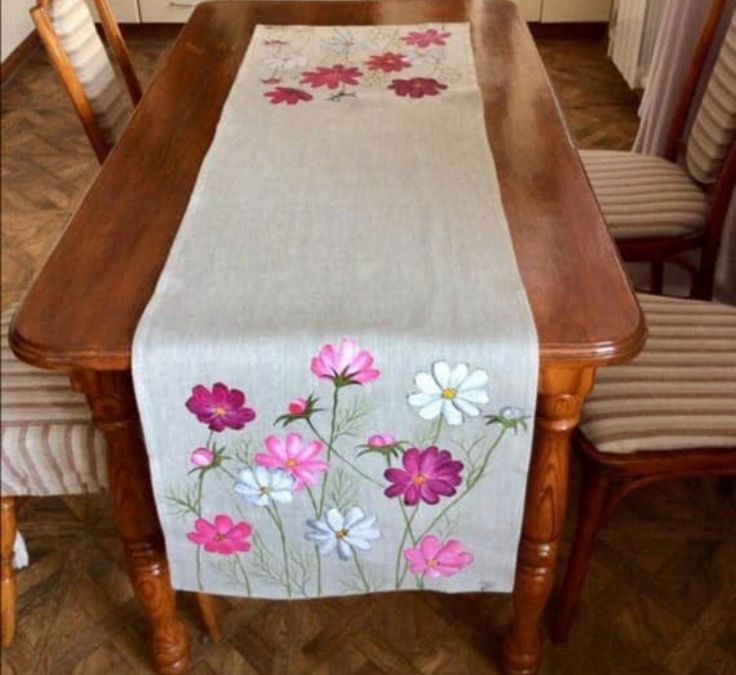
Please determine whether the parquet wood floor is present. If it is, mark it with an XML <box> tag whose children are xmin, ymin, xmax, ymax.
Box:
<box><xmin>1</xmin><ymin>31</ymin><xmax>734</xmax><ymax>675</ymax></box>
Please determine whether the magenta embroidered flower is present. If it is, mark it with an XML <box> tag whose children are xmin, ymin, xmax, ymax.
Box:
<box><xmin>365</xmin><ymin>52</ymin><xmax>411</xmax><ymax>73</ymax></box>
<box><xmin>384</xmin><ymin>446</ymin><xmax>463</xmax><ymax>506</ymax></box>
<box><xmin>401</xmin><ymin>28</ymin><xmax>452</xmax><ymax>48</ymax></box>
<box><xmin>389</xmin><ymin>77</ymin><xmax>447</xmax><ymax>99</ymax></box>
<box><xmin>368</xmin><ymin>434</ymin><xmax>397</xmax><ymax>448</ymax></box>
<box><xmin>255</xmin><ymin>433</ymin><xmax>329</xmax><ymax>491</ymax></box>
<box><xmin>300</xmin><ymin>65</ymin><xmax>363</xmax><ymax>89</ymax></box>
<box><xmin>187</xmin><ymin>515</ymin><xmax>252</xmax><ymax>555</ymax></box>
<box><xmin>404</xmin><ymin>535</ymin><xmax>473</xmax><ymax>578</ymax></box>
<box><xmin>264</xmin><ymin>87</ymin><xmax>313</xmax><ymax>105</ymax></box>
<box><xmin>289</xmin><ymin>398</ymin><xmax>308</xmax><ymax>415</ymax></box>
<box><xmin>311</xmin><ymin>338</ymin><xmax>379</xmax><ymax>386</ymax></box>
<box><xmin>190</xmin><ymin>447</ymin><xmax>215</xmax><ymax>468</ymax></box>
<box><xmin>186</xmin><ymin>383</ymin><xmax>256</xmax><ymax>432</ymax></box>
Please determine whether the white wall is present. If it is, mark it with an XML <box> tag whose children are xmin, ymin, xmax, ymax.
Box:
<box><xmin>1</xmin><ymin>0</ymin><xmax>35</xmax><ymax>62</ymax></box>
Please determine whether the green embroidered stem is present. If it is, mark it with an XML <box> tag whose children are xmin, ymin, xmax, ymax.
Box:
<box><xmin>267</xmin><ymin>503</ymin><xmax>292</xmax><ymax>598</ymax></box>
<box><xmin>234</xmin><ymin>553</ymin><xmax>252</xmax><ymax>596</ymax></box>
<box><xmin>317</xmin><ymin>386</ymin><xmax>340</xmax><ymax>518</ymax></box>
<box><xmin>196</xmin><ymin>546</ymin><xmax>203</xmax><ymax>591</ymax></box>
<box><xmin>353</xmin><ymin>551</ymin><xmax>370</xmax><ymax>593</ymax></box>
<box><xmin>394</xmin><ymin>504</ymin><xmax>419</xmax><ymax>589</ymax></box>
<box><xmin>430</xmin><ymin>417</ymin><xmax>444</xmax><ymax>446</ymax></box>
<box><xmin>195</xmin><ymin>470</ymin><xmax>206</xmax><ymax>589</ymax></box>
<box><xmin>305</xmin><ymin>485</ymin><xmax>322</xmax><ymax>596</ymax></box>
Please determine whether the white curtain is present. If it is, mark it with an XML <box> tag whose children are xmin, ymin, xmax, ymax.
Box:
<box><xmin>633</xmin><ymin>0</ymin><xmax>735</xmax><ymax>303</ymax></box>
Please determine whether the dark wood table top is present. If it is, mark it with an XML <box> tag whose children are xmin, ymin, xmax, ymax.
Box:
<box><xmin>11</xmin><ymin>0</ymin><xmax>646</xmax><ymax>372</ymax></box>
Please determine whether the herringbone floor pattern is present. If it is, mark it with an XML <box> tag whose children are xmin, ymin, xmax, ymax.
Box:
<box><xmin>1</xmin><ymin>30</ymin><xmax>734</xmax><ymax>675</ymax></box>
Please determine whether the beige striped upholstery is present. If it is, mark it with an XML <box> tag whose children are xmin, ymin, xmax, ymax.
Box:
<box><xmin>580</xmin><ymin>150</ymin><xmax>710</xmax><ymax>239</ymax></box>
<box><xmin>48</xmin><ymin>0</ymin><xmax>131</xmax><ymax>143</ymax></box>
<box><xmin>1</xmin><ymin>307</ymin><xmax>107</xmax><ymax>497</ymax></box>
<box><xmin>686</xmin><ymin>13</ymin><xmax>736</xmax><ymax>185</ymax></box>
<box><xmin>580</xmin><ymin>294</ymin><xmax>736</xmax><ymax>454</ymax></box>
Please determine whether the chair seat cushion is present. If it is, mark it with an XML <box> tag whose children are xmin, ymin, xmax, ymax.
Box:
<box><xmin>1</xmin><ymin>307</ymin><xmax>107</xmax><ymax>497</ymax></box>
<box><xmin>580</xmin><ymin>294</ymin><xmax>736</xmax><ymax>454</ymax></box>
<box><xmin>580</xmin><ymin>149</ymin><xmax>710</xmax><ymax>240</ymax></box>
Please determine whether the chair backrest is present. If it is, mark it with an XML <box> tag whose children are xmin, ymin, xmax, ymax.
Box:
<box><xmin>30</xmin><ymin>0</ymin><xmax>142</xmax><ymax>163</ymax></box>
<box><xmin>685</xmin><ymin>12</ymin><xmax>736</xmax><ymax>185</ymax></box>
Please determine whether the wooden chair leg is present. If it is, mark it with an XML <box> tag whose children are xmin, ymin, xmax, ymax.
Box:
<box><xmin>195</xmin><ymin>594</ymin><xmax>222</xmax><ymax>643</ymax></box>
<box><xmin>650</xmin><ymin>260</ymin><xmax>665</xmax><ymax>295</ymax></box>
<box><xmin>550</xmin><ymin>461</ymin><xmax>612</xmax><ymax>643</ymax></box>
<box><xmin>1</xmin><ymin>497</ymin><xmax>18</xmax><ymax>648</ymax></box>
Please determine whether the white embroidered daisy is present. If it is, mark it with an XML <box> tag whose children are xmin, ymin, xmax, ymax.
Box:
<box><xmin>305</xmin><ymin>507</ymin><xmax>380</xmax><ymax>560</ymax></box>
<box><xmin>234</xmin><ymin>466</ymin><xmax>295</xmax><ymax>507</ymax></box>
<box><xmin>261</xmin><ymin>53</ymin><xmax>307</xmax><ymax>72</ymax></box>
<box><xmin>408</xmin><ymin>361</ymin><xmax>490</xmax><ymax>426</ymax></box>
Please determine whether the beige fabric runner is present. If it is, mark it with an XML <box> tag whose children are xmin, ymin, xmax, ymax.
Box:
<box><xmin>133</xmin><ymin>23</ymin><xmax>538</xmax><ymax>599</ymax></box>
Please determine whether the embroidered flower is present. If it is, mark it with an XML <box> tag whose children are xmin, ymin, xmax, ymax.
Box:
<box><xmin>401</xmin><ymin>28</ymin><xmax>452</xmax><ymax>48</ymax></box>
<box><xmin>275</xmin><ymin>394</ymin><xmax>323</xmax><ymax>427</ymax></box>
<box><xmin>301</xmin><ymin>65</ymin><xmax>363</xmax><ymax>90</ymax></box>
<box><xmin>311</xmin><ymin>338</ymin><xmax>379</xmax><ymax>386</ymax></box>
<box><xmin>486</xmin><ymin>406</ymin><xmax>530</xmax><ymax>434</ymax></box>
<box><xmin>264</xmin><ymin>87</ymin><xmax>313</xmax><ymax>105</ymax></box>
<box><xmin>289</xmin><ymin>399</ymin><xmax>309</xmax><ymax>415</ymax></box>
<box><xmin>186</xmin><ymin>383</ymin><xmax>256</xmax><ymax>432</ymax></box>
<box><xmin>234</xmin><ymin>466</ymin><xmax>296</xmax><ymax>506</ymax></box>
<box><xmin>255</xmin><ymin>433</ymin><xmax>328</xmax><ymax>491</ymax></box>
<box><xmin>384</xmin><ymin>446</ymin><xmax>463</xmax><ymax>506</ymax></box>
<box><xmin>262</xmin><ymin>52</ymin><xmax>307</xmax><ymax>72</ymax></box>
<box><xmin>408</xmin><ymin>362</ymin><xmax>489</xmax><ymax>426</ymax></box>
<box><xmin>190</xmin><ymin>447</ymin><xmax>215</xmax><ymax>468</ymax></box>
<box><xmin>358</xmin><ymin>433</ymin><xmax>403</xmax><ymax>463</ymax></box>
<box><xmin>365</xmin><ymin>52</ymin><xmax>411</xmax><ymax>73</ymax></box>
<box><xmin>404</xmin><ymin>535</ymin><xmax>473</xmax><ymax>578</ymax></box>
<box><xmin>306</xmin><ymin>507</ymin><xmax>380</xmax><ymax>560</ymax></box>
<box><xmin>389</xmin><ymin>77</ymin><xmax>447</xmax><ymax>99</ymax></box>
<box><xmin>187</xmin><ymin>515</ymin><xmax>252</xmax><ymax>555</ymax></box>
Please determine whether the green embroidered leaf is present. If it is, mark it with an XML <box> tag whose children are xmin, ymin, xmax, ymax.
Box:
<box><xmin>333</xmin><ymin>395</ymin><xmax>374</xmax><ymax>441</ymax></box>
<box><xmin>326</xmin><ymin>468</ymin><xmax>358</xmax><ymax>512</ymax></box>
<box><xmin>165</xmin><ymin>484</ymin><xmax>199</xmax><ymax>518</ymax></box>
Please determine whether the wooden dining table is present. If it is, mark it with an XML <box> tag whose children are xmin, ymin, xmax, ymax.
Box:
<box><xmin>9</xmin><ymin>0</ymin><xmax>647</xmax><ymax>672</ymax></box>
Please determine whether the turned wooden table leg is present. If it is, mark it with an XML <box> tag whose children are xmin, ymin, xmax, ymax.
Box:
<box><xmin>71</xmin><ymin>371</ymin><xmax>190</xmax><ymax>674</ymax></box>
<box><xmin>502</xmin><ymin>366</ymin><xmax>595</xmax><ymax>675</ymax></box>
<box><xmin>1</xmin><ymin>497</ymin><xmax>18</xmax><ymax>648</ymax></box>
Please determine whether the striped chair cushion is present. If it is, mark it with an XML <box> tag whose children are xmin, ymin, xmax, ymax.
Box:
<box><xmin>580</xmin><ymin>149</ymin><xmax>710</xmax><ymax>240</ymax></box>
<box><xmin>1</xmin><ymin>307</ymin><xmax>107</xmax><ymax>497</ymax></box>
<box><xmin>580</xmin><ymin>293</ymin><xmax>736</xmax><ymax>454</ymax></box>
<box><xmin>686</xmin><ymin>13</ymin><xmax>736</xmax><ymax>185</ymax></box>
<box><xmin>48</xmin><ymin>0</ymin><xmax>131</xmax><ymax>143</ymax></box>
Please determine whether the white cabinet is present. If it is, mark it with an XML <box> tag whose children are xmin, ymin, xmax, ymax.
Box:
<box><xmin>541</xmin><ymin>0</ymin><xmax>613</xmax><ymax>22</ymax></box>
<box><xmin>140</xmin><ymin>0</ymin><xmax>198</xmax><ymax>23</ymax></box>
<box><xmin>511</xmin><ymin>0</ymin><xmax>543</xmax><ymax>22</ymax></box>
<box><xmin>86</xmin><ymin>0</ymin><xmax>140</xmax><ymax>22</ymax></box>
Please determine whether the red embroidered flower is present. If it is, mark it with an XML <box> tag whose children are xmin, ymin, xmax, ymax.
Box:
<box><xmin>364</xmin><ymin>52</ymin><xmax>411</xmax><ymax>73</ymax></box>
<box><xmin>264</xmin><ymin>87</ymin><xmax>313</xmax><ymax>105</ymax></box>
<box><xmin>401</xmin><ymin>29</ymin><xmax>452</xmax><ymax>48</ymax></box>
<box><xmin>389</xmin><ymin>77</ymin><xmax>448</xmax><ymax>99</ymax></box>
<box><xmin>300</xmin><ymin>65</ymin><xmax>363</xmax><ymax>90</ymax></box>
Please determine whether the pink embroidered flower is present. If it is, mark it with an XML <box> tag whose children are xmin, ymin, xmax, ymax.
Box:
<box><xmin>264</xmin><ymin>87</ymin><xmax>313</xmax><ymax>105</ymax></box>
<box><xmin>300</xmin><ymin>65</ymin><xmax>363</xmax><ymax>90</ymax></box>
<box><xmin>367</xmin><ymin>434</ymin><xmax>396</xmax><ymax>448</ymax></box>
<box><xmin>364</xmin><ymin>52</ymin><xmax>411</xmax><ymax>73</ymax></box>
<box><xmin>255</xmin><ymin>433</ymin><xmax>328</xmax><ymax>491</ymax></box>
<box><xmin>187</xmin><ymin>515</ymin><xmax>252</xmax><ymax>555</ymax></box>
<box><xmin>311</xmin><ymin>338</ymin><xmax>379</xmax><ymax>386</ymax></box>
<box><xmin>384</xmin><ymin>446</ymin><xmax>463</xmax><ymax>505</ymax></box>
<box><xmin>389</xmin><ymin>77</ymin><xmax>447</xmax><ymax>99</ymax></box>
<box><xmin>401</xmin><ymin>28</ymin><xmax>452</xmax><ymax>48</ymax></box>
<box><xmin>190</xmin><ymin>447</ymin><xmax>215</xmax><ymax>468</ymax></box>
<box><xmin>404</xmin><ymin>535</ymin><xmax>473</xmax><ymax>578</ymax></box>
<box><xmin>186</xmin><ymin>383</ymin><xmax>256</xmax><ymax>432</ymax></box>
<box><xmin>289</xmin><ymin>398</ymin><xmax>309</xmax><ymax>415</ymax></box>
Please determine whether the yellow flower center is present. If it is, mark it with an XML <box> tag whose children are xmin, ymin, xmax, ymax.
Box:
<box><xmin>214</xmin><ymin>534</ymin><xmax>224</xmax><ymax>542</ymax></box>
<box><xmin>427</xmin><ymin>558</ymin><xmax>438</xmax><ymax>567</ymax></box>
<box><xmin>414</xmin><ymin>474</ymin><xmax>428</xmax><ymax>486</ymax></box>
<box><xmin>442</xmin><ymin>388</ymin><xmax>457</xmax><ymax>400</ymax></box>
<box><xmin>260</xmin><ymin>486</ymin><xmax>271</xmax><ymax>495</ymax></box>
<box><xmin>335</xmin><ymin>528</ymin><xmax>349</xmax><ymax>539</ymax></box>
<box><xmin>214</xmin><ymin>406</ymin><xmax>226</xmax><ymax>416</ymax></box>
<box><xmin>285</xmin><ymin>459</ymin><xmax>298</xmax><ymax>469</ymax></box>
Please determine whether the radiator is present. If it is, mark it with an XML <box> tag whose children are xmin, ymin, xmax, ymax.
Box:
<box><xmin>609</xmin><ymin>0</ymin><xmax>667</xmax><ymax>89</ymax></box>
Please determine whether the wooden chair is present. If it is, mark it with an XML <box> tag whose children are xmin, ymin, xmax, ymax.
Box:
<box><xmin>30</xmin><ymin>0</ymin><xmax>143</xmax><ymax>163</ymax></box>
<box><xmin>3</xmin><ymin>2</ymin><xmax>222</xmax><ymax>649</ymax></box>
<box><xmin>551</xmin><ymin>292</ymin><xmax>736</xmax><ymax>642</ymax></box>
<box><xmin>580</xmin><ymin>3</ymin><xmax>736</xmax><ymax>299</ymax></box>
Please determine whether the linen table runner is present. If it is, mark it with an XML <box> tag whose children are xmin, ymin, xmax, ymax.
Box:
<box><xmin>133</xmin><ymin>23</ymin><xmax>539</xmax><ymax>599</ymax></box>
